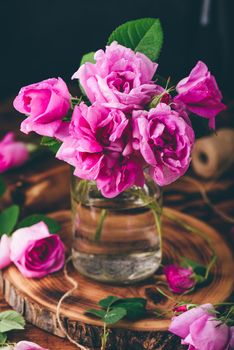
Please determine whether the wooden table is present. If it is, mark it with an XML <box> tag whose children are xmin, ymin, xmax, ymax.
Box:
<box><xmin>0</xmin><ymin>98</ymin><xmax>233</xmax><ymax>349</ymax></box>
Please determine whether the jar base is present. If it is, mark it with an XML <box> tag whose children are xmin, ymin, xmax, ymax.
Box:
<box><xmin>72</xmin><ymin>249</ymin><xmax>162</xmax><ymax>284</ymax></box>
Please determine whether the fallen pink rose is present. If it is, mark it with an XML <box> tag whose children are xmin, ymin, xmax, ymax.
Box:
<box><xmin>169</xmin><ymin>304</ymin><xmax>234</xmax><ymax>350</ymax></box>
<box><xmin>0</xmin><ymin>234</ymin><xmax>11</xmax><ymax>269</ymax></box>
<box><xmin>13</xmin><ymin>77</ymin><xmax>70</xmax><ymax>140</ymax></box>
<box><xmin>174</xmin><ymin>61</ymin><xmax>226</xmax><ymax>129</ymax></box>
<box><xmin>164</xmin><ymin>264</ymin><xmax>195</xmax><ymax>294</ymax></box>
<box><xmin>0</xmin><ymin>132</ymin><xmax>29</xmax><ymax>173</ymax></box>
<box><xmin>14</xmin><ymin>341</ymin><xmax>48</xmax><ymax>350</ymax></box>
<box><xmin>10</xmin><ymin>222</ymin><xmax>65</xmax><ymax>278</ymax></box>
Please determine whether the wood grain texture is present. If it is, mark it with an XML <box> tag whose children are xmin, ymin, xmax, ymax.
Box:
<box><xmin>1</xmin><ymin>209</ymin><xmax>233</xmax><ymax>349</ymax></box>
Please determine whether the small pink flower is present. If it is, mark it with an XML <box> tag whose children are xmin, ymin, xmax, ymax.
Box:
<box><xmin>132</xmin><ymin>103</ymin><xmax>195</xmax><ymax>186</ymax></box>
<box><xmin>13</xmin><ymin>78</ymin><xmax>70</xmax><ymax>139</ymax></box>
<box><xmin>173</xmin><ymin>304</ymin><xmax>188</xmax><ymax>313</ymax></box>
<box><xmin>169</xmin><ymin>304</ymin><xmax>234</xmax><ymax>350</ymax></box>
<box><xmin>0</xmin><ymin>234</ymin><xmax>11</xmax><ymax>269</ymax></box>
<box><xmin>15</xmin><ymin>341</ymin><xmax>48</xmax><ymax>350</ymax></box>
<box><xmin>73</xmin><ymin>42</ymin><xmax>159</xmax><ymax>110</ymax></box>
<box><xmin>164</xmin><ymin>264</ymin><xmax>195</xmax><ymax>294</ymax></box>
<box><xmin>174</xmin><ymin>61</ymin><xmax>226</xmax><ymax>129</ymax></box>
<box><xmin>10</xmin><ymin>222</ymin><xmax>65</xmax><ymax>278</ymax></box>
<box><xmin>0</xmin><ymin>132</ymin><xmax>29</xmax><ymax>173</ymax></box>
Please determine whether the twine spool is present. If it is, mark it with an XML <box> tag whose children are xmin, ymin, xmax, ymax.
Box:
<box><xmin>192</xmin><ymin>128</ymin><xmax>234</xmax><ymax>179</ymax></box>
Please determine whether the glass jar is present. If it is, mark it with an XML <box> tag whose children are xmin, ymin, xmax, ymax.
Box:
<box><xmin>71</xmin><ymin>174</ymin><xmax>163</xmax><ymax>284</ymax></box>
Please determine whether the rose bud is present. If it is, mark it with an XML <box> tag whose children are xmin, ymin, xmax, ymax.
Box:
<box><xmin>173</xmin><ymin>304</ymin><xmax>188</xmax><ymax>313</ymax></box>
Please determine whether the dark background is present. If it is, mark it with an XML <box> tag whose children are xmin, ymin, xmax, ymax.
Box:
<box><xmin>0</xmin><ymin>0</ymin><xmax>234</xmax><ymax>100</ymax></box>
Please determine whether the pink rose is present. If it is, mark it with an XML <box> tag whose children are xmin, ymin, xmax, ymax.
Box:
<box><xmin>0</xmin><ymin>234</ymin><xmax>11</xmax><ymax>269</ymax></box>
<box><xmin>0</xmin><ymin>132</ymin><xmax>29</xmax><ymax>173</ymax></box>
<box><xmin>164</xmin><ymin>264</ymin><xmax>195</xmax><ymax>294</ymax></box>
<box><xmin>15</xmin><ymin>341</ymin><xmax>48</xmax><ymax>350</ymax></box>
<box><xmin>72</xmin><ymin>42</ymin><xmax>159</xmax><ymax>110</ymax></box>
<box><xmin>169</xmin><ymin>304</ymin><xmax>234</xmax><ymax>350</ymax></box>
<box><xmin>10</xmin><ymin>222</ymin><xmax>65</xmax><ymax>278</ymax></box>
<box><xmin>96</xmin><ymin>154</ymin><xmax>144</xmax><ymax>198</ymax></box>
<box><xmin>56</xmin><ymin>102</ymin><xmax>128</xmax><ymax>180</ymax></box>
<box><xmin>56</xmin><ymin>102</ymin><xmax>144</xmax><ymax>197</ymax></box>
<box><xmin>132</xmin><ymin>103</ymin><xmax>195</xmax><ymax>186</ymax></box>
<box><xmin>174</xmin><ymin>61</ymin><xmax>226</xmax><ymax>129</ymax></box>
<box><xmin>13</xmin><ymin>78</ymin><xmax>70</xmax><ymax>139</ymax></box>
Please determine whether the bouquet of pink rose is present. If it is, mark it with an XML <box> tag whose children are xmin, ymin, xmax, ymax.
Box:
<box><xmin>13</xmin><ymin>18</ymin><xmax>226</xmax><ymax>198</ymax></box>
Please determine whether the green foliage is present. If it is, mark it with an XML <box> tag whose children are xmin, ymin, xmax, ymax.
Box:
<box><xmin>108</xmin><ymin>18</ymin><xmax>163</xmax><ymax>61</ymax></box>
<box><xmin>0</xmin><ymin>205</ymin><xmax>20</xmax><ymax>236</ymax></box>
<box><xmin>87</xmin><ymin>295</ymin><xmax>147</xmax><ymax>324</ymax></box>
<box><xmin>98</xmin><ymin>296</ymin><xmax>121</xmax><ymax>309</ymax></box>
<box><xmin>40</xmin><ymin>136</ymin><xmax>61</xmax><ymax>154</ymax></box>
<box><xmin>80</xmin><ymin>52</ymin><xmax>95</xmax><ymax>66</ymax></box>
<box><xmin>181</xmin><ymin>256</ymin><xmax>215</xmax><ymax>285</ymax></box>
<box><xmin>103</xmin><ymin>308</ymin><xmax>127</xmax><ymax>324</ymax></box>
<box><xmin>113</xmin><ymin>298</ymin><xmax>147</xmax><ymax>320</ymax></box>
<box><xmin>86</xmin><ymin>309</ymin><xmax>106</xmax><ymax>319</ymax></box>
<box><xmin>17</xmin><ymin>214</ymin><xmax>61</xmax><ymax>233</ymax></box>
<box><xmin>0</xmin><ymin>175</ymin><xmax>6</xmax><ymax>197</ymax></box>
<box><xmin>0</xmin><ymin>332</ymin><xmax>7</xmax><ymax>345</ymax></box>
<box><xmin>0</xmin><ymin>310</ymin><xmax>25</xmax><ymax>345</ymax></box>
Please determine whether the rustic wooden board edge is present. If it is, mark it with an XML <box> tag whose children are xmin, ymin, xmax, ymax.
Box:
<box><xmin>0</xmin><ymin>272</ymin><xmax>184</xmax><ymax>349</ymax></box>
<box><xmin>1</xmin><ymin>208</ymin><xmax>233</xmax><ymax>350</ymax></box>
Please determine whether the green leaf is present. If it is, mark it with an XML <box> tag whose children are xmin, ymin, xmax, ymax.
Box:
<box><xmin>0</xmin><ymin>176</ymin><xmax>6</xmax><ymax>197</ymax></box>
<box><xmin>17</xmin><ymin>214</ymin><xmax>61</xmax><ymax>233</ymax></box>
<box><xmin>108</xmin><ymin>18</ymin><xmax>163</xmax><ymax>61</ymax></box>
<box><xmin>193</xmin><ymin>274</ymin><xmax>206</xmax><ymax>283</ymax></box>
<box><xmin>40</xmin><ymin>136</ymin><xmax>58</xmax><ymax>147</ymax></box>
<box><xmin>115</xmin><ymin>297</ymin><xmax>147</xmax><ymax>307</ymax></box>
<box><xmin>114</xmin><ymin>302</ymin><xmax>146</xmax><ymax>320</ymax></box>
<box><xmin>80</xmin><ymin>52</ymin><xmax>95</xmax><ymax>66</ymax></box>
<box><xmin>86</xmin><ymin>309</ymin><xmax>106</xmax><ymax>320</ymax></box>
<box><xmin>0</xmin><ymin>311</ymin><xmax>25</xmax><ymax>334</ymax></box>
<box><xmin>104</xmin><ymin>307</ymin><xmax>127</xmax><ymax>324</ymax></box>
<box><xmin>0</xmin><ymin>205</ymin><xmax>20</xmax><ymax>236</ymax></box>
<box><xmin>40</xmin><ymin>137</ymin><xmax>61</xmax><ymax>154</ymax></box>
<box><xmin>0</xmin><ymin>320</ymin><xmax>24</xmax><ymax>333</ymax></box>
<box><xmin>113</xmin><ymin>298</ymin><xmax>147</xmax><ymax>320</ymax></box>
<box><xmin>98</xmin><ymin>296</ymin><xmax>121</xmax><ymax>309</ymax></box>
<box><xmin>0</xmin><ymin>332</ymin><xmax>7</xmax><ymax>345</ymax></box>
<box><xmin>181</xmin><ymin>257</ymin><xmax>206</xmax><ymax>277</ymax></box>
<box><xmin>0</xmin><ymin>311</ymin><xmax>25</xmax><ymax>327</ymax></box>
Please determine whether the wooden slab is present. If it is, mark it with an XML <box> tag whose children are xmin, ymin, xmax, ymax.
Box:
<box><xmin>1</xmin><ymin>208</ymin><xmax>233</xmax><ymax>350</ymax></box>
